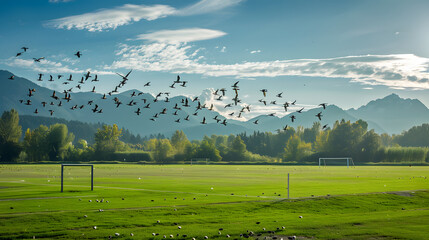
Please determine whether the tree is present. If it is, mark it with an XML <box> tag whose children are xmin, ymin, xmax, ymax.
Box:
<box><xmin>283</xmin><ymin>134</ymin><xmax>312</xmax><ymax>162</ymax></box>
<box><xmin>327</xmin><ymin>119</ymin><xmax>367</xmax><ymax>156</ymax></box>
<box><xmin>170</xmin><ymin>130</ymin><xmax>190</xmax><ymax>154</ymax></box>
<box><xmin>46</xmin><ymin>124</ymin><xmax>74</xmax><ymax>161</ymax></box>
<box><xmin>356</xmin><ymin>130</ymin><xmax>381</xmax><ymax>162</ymax></box>
<box><xmin>302</xmin><ymin>122</ymin><xmax>321</xmax><ymax>144</ymax></box>
<box><xmin>23</xmin><ymin>125</ymin><xmax>49</xmax><ymax>162</ymax></box>
<box><xmin>0</xmin><ymin>109</ymin><xmax>22</xmax><ymax>162</ymax></box>
<box><xmin>195</xmin><ymin>140</ymin><xmax>222</xmax><ymax>162</ymax></box>
<box><xmin>94</xmin><ymin>124</ymin><xmax>123</xmax><ymax>154</ymax></box>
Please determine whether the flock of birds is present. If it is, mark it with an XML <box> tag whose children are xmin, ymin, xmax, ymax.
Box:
<box><xmin>81</xmin><ymin>196</ymin><xmax>299</xmax><ymax>240</ymax></box>
<box><xmin>9</xmin><ymin>47</ymin><xmax>330</xmax><ymax>131</ymax></box>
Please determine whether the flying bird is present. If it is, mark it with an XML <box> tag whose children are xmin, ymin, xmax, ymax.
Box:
<box><xmin>116</xmin><ymin>69</ymin><xmax>132</xmax><ymax>81</ymax></box>
<box><xmin>21</xmin><ymin>47</ymin><xmax>28</xmax><ymax>52</ymax></box>
<box><xmin>33</xmin><ymin>57</ymin><xmax>44</xmax><ymax>62</ymax></box>
<box><xmin>319</xmin><ymin>103</ymin><xmax>327</xmax><ymax>109</ymax></box>
<box><xmin>260</xmin><ymin>89</ymin><xmax>267</xmax><ymax>97</ymax></box>
<box><xmin>316</xmin><ymin>112</ymin><xmax>323</xmax><ymax>120</ymax></box>
<box><xmin>74</xmin><ymin>51</ymin><xmax>82</xmax><ymax>58</ymax></box>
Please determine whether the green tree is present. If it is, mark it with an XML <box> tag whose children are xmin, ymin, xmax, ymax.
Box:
<box><xmin>46</xmin><ymin>124</ymin><xmax>74</xmax><ymax>161</ymax></box>
<box><xmin>356</xmin><ymin>130</ymin><xmax>381</xmax><ymax>162</ymax></box>
<box><xmin>283</xmin><ymin>134</ymin><xmax>312</xmax><ymax>162</ymax></box>
<box><xmin>23</xmin><ymin>125</ymin><xmax>49</xmax><ymax>162</ymax></box>
<box><xmin>0</xmin><ymin>109</ymin><xmax>22</xmax><ymax>162</ymax></box>
<box><xmin>94</xmin><ymin>124</ymin><xmax>123</xmax><ymax>153</ymax></box>
<box><xmin>195</xmin><ymin>140</ymin><xmax>222</xmax><ymax>162</ymax></box>
<box><xmin>170</xmin><ymin>130</ymin><xmax>190</xmax><ymax>154</ymax></box>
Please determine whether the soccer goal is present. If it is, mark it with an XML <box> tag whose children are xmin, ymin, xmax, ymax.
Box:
<box><xmin>190</xmin><ymin>158</ymin><xmax>210</xmax><ymax>165</ymax></box>
<box><xmin>318</xmin><ymin>157</ymin><xmax>354</xmax><ymax>168</ymax></box>
<box><xmin>61</xmin><ymin>164</ymin><xmax>93</xmax><ymax>192</ymax></box>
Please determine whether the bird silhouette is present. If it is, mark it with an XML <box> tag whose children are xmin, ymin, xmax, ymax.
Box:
<box><xmin>276</xmin><ymin>92</ymin><xmax>283</xmax><ymax>98</ymax></box>
<box><xmin>116</xmin><ymin>70</ymin><xmax>132</xmax><ymax>81</ymax></box>
<box><xmin>253</xmin><ymin>119</ymin><xmax>259</xmax><ymax>124</ymax></box>
<box><xmin>135</xmin><ymin>108</ymin><xmax>141</xmax><ymax>115</ymax></box>
<box><xmin>8</xmin><ymin>75</ymin><xmax>14</xmax><ymax>80</ymax></box>
<box><xmin>232</xmin><ymin>81</ymin><xmax>239</xmax><ymax>88</ymax></box>
<box><xmin>15</xmin><ymin>52</ymin><xmax>23</xmax><ymax>57</ymax></box>
<box><xmin>201</xmin><ymin>117</ymin><xmax>207</xmax><ymax>124</ymax></box>
<box><xmin>296</xmin><ymin>107</ymin><xmax>304</xmax><ymax>113</ymax></box>
<box><xmin>319</xmin><ymin>103</ymin><xmax>327</xmax><ymax>109</ymax></box>
<box><xmin>260</xmin><ymin>89</ymin><xmax>267</xmax><ymax>97</ymax></box>
<box><xmin>37</xmin><ymin>74</ymin><xmax>43</xmax><ymax>81</ymax></box>
<box><xmin>74</xmin><ymin>51</ymin><xmax>82</xmax><ymax>58</ymax></box>
<box><xmin>290</xmin><ymin>115</ymin><xmax>296</xmax><ymax>122</ymax></box>
<box><xmin>316</xmin><ymin>112</ymin><xmax>323</xmax><ymax>120</ymax></box>
<box><xmin>33</xmin><ymin>57</ymin><xmax>44</xmax><ymax>62</ymax></box>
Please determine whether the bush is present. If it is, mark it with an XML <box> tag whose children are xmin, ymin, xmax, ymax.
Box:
<box><xmin>376</xmin><ymin>147</ymin><xmax>428</xmax><ymax>163</ymax></box>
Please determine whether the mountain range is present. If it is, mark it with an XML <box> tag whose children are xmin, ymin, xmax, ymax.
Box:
<box><xmin>1</xmin><ymin>70</ymin><xmax>428</xmax><ymax>139</ymax></box>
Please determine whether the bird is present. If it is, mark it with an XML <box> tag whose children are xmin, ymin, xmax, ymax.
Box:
<box><xmin>184</xmin><ymin>115</ymin><xmax>190</xmax><ymax>121</ymax></box>
<box><xmin>322</xmin><ymin>124</ymin><xmax>328</xmax><ymax>130</ymax></box>
<box><xmin>296</xmin><ymin>107</ymin><xmax>304</xmax><ymax>113</ymax></box>
<box><xmin>33</xmin><ymin>57</ymin><xmax>44</xmax><ymax>62</ymax></box>
<box><xmin>21</xmin><ymin>47</ymin><xmax>28</xmax><ymax>52</ymax></box>
<box><xmin>34</xmin><ymin>109</ymin><xmax>38</xmax><ymax>114</ymax></box>
<box><xmin>316</xmin><ymin>112</ymin><xmax>323</xmax><ymax>120</ymax></box>
<box><xmin>175</xmin><ymin>118</ymin><xmax>180</xmax><ymax>123</ymax></box>
<box><xmin>15</xmin><ymin>52</ymin><xmax>23</xmax><ymax>57</ymax></box>
<box><xmin>49</xmin><ymin>110</ymin><xmax>54</xmax><ymax>116</ymax></box>
<box><xmin>74</xmin><ymin>51</ymin><xmax>82</xmax><ymax>58</ymax></box>
<box><xmin>134</xmin><ymin>108</ymin><xmax>141</xmax><ymax>115</ymax></box>
<box><xmin>276</xmin><ymin>92</ymin><xmax>283</xmax><ymax>98</ymax></box>
<box><xmin>116</xmin><ymin>69</ymin><xmax>132</xmax><ymax>81</ymax></box>
<box><xmin>319</xmin><ymin>103</ymin><xmax>327</xmax><ymax>109</ymax></box>
<box><xmin>84</xmin><ymin>71</ymin><xmax>91</xmax><ymax>81</ymax></box>
<box><xmin>291</xmin><ymin>100</ymin><xmax>296</xmax><ymax>105</ymax></box>
<box><xmin>231</xmin><ymin>81</ymin><xmax>239</xmax><ymax>88</ymax></box>
<box><xmin>144</xmin><ymin>82</ymin><xmax>151</xmax><ymax>87</ymax></box>
<box><xmin>92</xmin><ymin>75</ymin><xmax>99</xmax><ymax>82</ymax></box>
<box><xmin>201</xmin><ymin>117</ymin><xmax>207</xmax><ymax>124</ymax></box>
<box><xmin>253</xmin><ymin>119</ymin><xmax>259</xmax><ymax>124</ymax></box>
<box><xmin>8</xmin><ymin>75</ymin><xmax>14</xmax><ymax>80</ymax></box>
<box><xmin>290</xmin><ymin>115</ymin><xmax>296</xmax><ymax>122</ymax></box>
<box><xmin>37</xmin><ymin>74</ymin><xmax>43</xmax><ymax>81</ymax></box>
<box><xmin>260</xmin><ymin>89</ymin><xmax>268</xmax><ymax>97</ymax></box>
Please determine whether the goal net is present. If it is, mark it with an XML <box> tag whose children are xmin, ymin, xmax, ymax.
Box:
<box><xmin>189</xmin><ymin>158</ymin><xmax>210</xmax><ymax>165</ymax></box>
<box><xmin>318</xmin><ymin>158</ymin><xmax>354</xmax><ymax>168</ymax></box>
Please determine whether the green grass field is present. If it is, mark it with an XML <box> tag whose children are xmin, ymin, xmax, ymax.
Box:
<box><xmin>0</xmin><ymin>164</ymin><xmax>428</xmax><ymax>239</ymax></box>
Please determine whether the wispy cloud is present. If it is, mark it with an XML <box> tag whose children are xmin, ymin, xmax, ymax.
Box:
<box><xmin>46</xmin><ymin>0</ymin><xmax>244</xmax><ymax>32</ymax></box>
<box><xmin>108</xmin><ymin>36</ymin><xmax>429</xmax><ymax>90</ymax></box>
<box><xmin>250</xmin><ymin>50</ymin><xmax>261</xmax><ymax>54</ymax></box>
<box><xmin>2</xmin><ymin>57</ymin><xmax>114</xmax><ymax>75</ymax></box>
<box><xmin>177</xmin><ymin>0</ymin><xmax>244</xmax><ymax>16</ymax></box>
<box><xmin>45</xmin><ymin>4</ymin><xmax>176</xmax><ymax>32</ymax></box>
<box><xmin>134</xmin><ymin>28</ymin><xmax>226</xmax><ymax>43</ymax></box>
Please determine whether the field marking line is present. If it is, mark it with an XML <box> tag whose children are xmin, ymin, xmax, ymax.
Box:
<box><xmin>0</xmin><ymin>195</ymin><xmax>97</xmax><ymax>201</ymax></box>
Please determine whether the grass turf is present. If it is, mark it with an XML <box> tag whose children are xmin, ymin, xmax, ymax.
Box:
<box><xmin>0</xmin><ymin>164</ymin><xmax>428</xmax><ymax>239</ymax></box>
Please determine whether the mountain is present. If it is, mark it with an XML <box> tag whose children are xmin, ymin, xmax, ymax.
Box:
<box><xmin>346</xmin><ymin>93</ymin><xmax>429</xmax><ymax>134</ymax></box>
<box><xmin>1</xmin><ymin>70</ymin><xmax>427</xmax><ymax>138</ymax></box>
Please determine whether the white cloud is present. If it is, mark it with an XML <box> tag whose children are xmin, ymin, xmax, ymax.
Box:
<box><xmin>46</xmin><ymin>0</ymin><xmax>244</xmax><ymax>32</ymax></box>
<box><xmin>363</xmin><ymin>87</ymin><xmax>373</xmax><ymax>90</ymax></box>
<box><xmin>107</xmin><ymin>39</ymin><xmax>429</xmax><ymax>90</ymax></box>
<box><xmin>250</xmin><ymin>50</ymin><xmax>261</xmax><ymax>54</ymax></box>
<box><xmin>134</xmin><ymin>28</ymin><xmax>227</xmax><ymax>43</ymax></box>
<box><xmin>177</xmin><ymin>0</ymin><xmax>243</xmax><ymax>16</ymax></box>
<box><xmin>45</xmin><ymin>4</ymin><xmax>176</xmax><ymax>32</ymax></box>
<box><xmin>2</xmin><ymin>57</ymin><xmax>114</xmax><ymax>75</ymax></box>
<box><xmin>220</xmin><ymin>46</ymin><xmax>226</xmax><ymax>52</ymax></box>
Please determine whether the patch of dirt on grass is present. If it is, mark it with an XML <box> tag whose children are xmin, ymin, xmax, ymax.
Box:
<box><xmin>387</xmin><ymin>191</ymin><xmax>414</xmax><ymax>197</ymax></box>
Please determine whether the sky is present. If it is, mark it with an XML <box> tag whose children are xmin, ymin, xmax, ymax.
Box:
<box><xmin>1</xmin><ymin>0</ymin><xmax>429</xmax><ymax>120</ymax></box>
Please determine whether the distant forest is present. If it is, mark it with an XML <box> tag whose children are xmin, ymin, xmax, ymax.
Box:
<box><xmin>0</xmin><ymin>109</ymin><xmax>428</xmax><ymax>164</ymax></box>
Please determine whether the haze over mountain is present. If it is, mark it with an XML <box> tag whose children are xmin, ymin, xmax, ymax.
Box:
<box><xmin>1</xmin><ymin>70</ymin><xmax>427</xmax><ymax>139</ymax></box>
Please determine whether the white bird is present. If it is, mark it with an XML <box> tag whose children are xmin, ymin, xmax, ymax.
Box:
<box><xmin>93</xmin><ymin>226</ymin><xmax>97</xmax><ymax>230</ymax></box>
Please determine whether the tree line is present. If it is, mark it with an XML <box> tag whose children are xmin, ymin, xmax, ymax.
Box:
<box><xmin>0</xmin><ymin>109</ymin><xmax>428</xmax><ymax>164</ymax></box>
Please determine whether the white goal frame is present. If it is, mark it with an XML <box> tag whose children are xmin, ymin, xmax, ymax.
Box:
<box><xmin>190</xmin><ymin>158</ymin><xmax>209</xmax><ymax>165</ymax></box>
<box><xmin>318</xmin><ymin>157</ymin><xmax>354</xmax><ymax>168</ymax></box>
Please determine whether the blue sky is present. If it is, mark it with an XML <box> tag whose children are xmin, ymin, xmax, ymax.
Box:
<box><xmin>1</xmin><ymin>0</ymin><xmax>429</xmax><ymax>119</ymax></box>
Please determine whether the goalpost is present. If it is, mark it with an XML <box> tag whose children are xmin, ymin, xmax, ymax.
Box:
<box><xmin>190</xmin><ymin>158</ymin><xmax>210</xmax><ymax>165</ymax></box>
<box><xmin>61</xmin><ymin>164</ymin><xmax>94</xmax><ymax>192</ymax></box>
<box><xmin>318</xmin><ymin>157</ymin><xmax>354</xmax><ymax>168</ymax></box>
